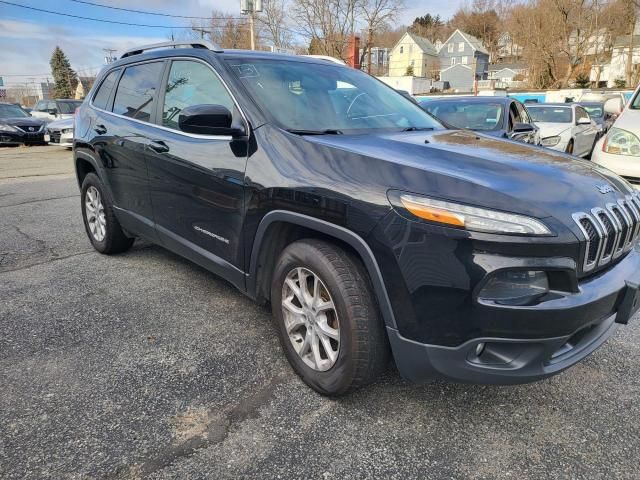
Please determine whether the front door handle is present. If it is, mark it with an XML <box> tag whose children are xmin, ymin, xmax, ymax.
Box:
<box><xmin>148</xmin><ymin>140</ymin><xmax>170</xmax><ymax>154</ymax></box>
<box><xmin>94</xmin><ymin>124</ymin><xmax>107</xmax><ymax>135</ymax></box>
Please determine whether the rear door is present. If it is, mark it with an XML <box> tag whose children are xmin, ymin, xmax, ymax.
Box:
<box><xmin>145</xmin><ymin>58</ymin><xmax>248</xmax><ymax>279</ymax></box>
<box><xmin>96</xmin><ymin>60</ymin><xmax>165</xmax><ymax>237</ymax></box>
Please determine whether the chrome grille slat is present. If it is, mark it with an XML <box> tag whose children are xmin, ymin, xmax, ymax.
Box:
<box><xmin>573</xmin><ymin>195</ymin><xmax>640</xmax><ymax>274</ymax></box>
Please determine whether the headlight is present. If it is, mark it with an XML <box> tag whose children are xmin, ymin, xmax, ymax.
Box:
<box><xmin>398</xmin><ymin>194</ymin><xmax>552</xmax><ymax>235</ymax></box>
<box><xmin>0</xmin><ymin>124</ymin><xmax>18</xmax><ymax>132</ymax></box>
<box><xmin>62</xmin><ymin>128</ymin><xmax>73</xmax><ymax>134</ymax></box>
<box><xmin>603</xmin><ymin>128</ymin><xmax>640</xmax><ymax>156</ymax></box>
<box><xmin>541</xmin><ymin>136</ymin><xmax>561</xmax><ymax>147</ymax></box>
<box><xmin>479</xmin><ymin>270</ymin><xmax>549</xmax><ymax>305</ymax></box>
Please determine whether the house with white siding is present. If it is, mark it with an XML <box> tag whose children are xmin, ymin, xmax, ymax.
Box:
<box><xmin>438</xmin><ymin>29</ymin><xmax>490</xmax><ymax>92</ymax></box>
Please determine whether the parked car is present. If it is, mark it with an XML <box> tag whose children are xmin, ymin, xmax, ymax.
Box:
<box><xmin>419</xmin><ymin>96</ymin><xmax>540</xmax><ymax>145</ymax></box>
<box><xmin>592</xmin><ymin>84</ymin><xmax>640</xmax><ymax>189</ymax></box>
<box><xmin>0</xmin><ymin>102</ymin><xmax>46</xmax><ymax>146</ymax></box>
<box><xmin>45</xmin><ymin>117</ymin><xmax>74</xmax><ymax>148</ymax></box>
<box><xmin>75</xmin><ymin>41</ymin><xmax>640</xmax><ymax>395</ymax></box>
<box><xmin>576</xmin><ymin>101</ymin><xmax>613</xmax><ymax>137</ymax></box>
<box><xmin>527</xmin><ymin>103</ymin><xmax>599</xmax><ymax>157</ymax></box>
<box><xmin>31</xmin><ymin>99</ymin><xmax>82</xmax><ymax>122</ymax></box>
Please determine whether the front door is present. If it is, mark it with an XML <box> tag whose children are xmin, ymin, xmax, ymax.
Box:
<box><xmin>145</xmin><ymin>58</ymin><xmax>248</xmax><ymax>281</ymax></box>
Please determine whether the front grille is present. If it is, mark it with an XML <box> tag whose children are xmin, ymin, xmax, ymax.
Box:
<box><xmin>15</xmin><ymin>124</ymin><xmax>42</xmax><ymax>133</ymax></box>
<box><xmin>48</xmin><ymin>130</ymin><xmax>61</xmax><ymax>143</ymax></box>
<box><xmin>573</xmin><ymin>192</ymin><xmax>640</xmax><ymax>273</ymax></box>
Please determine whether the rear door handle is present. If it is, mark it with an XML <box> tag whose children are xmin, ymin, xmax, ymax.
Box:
<box><xmin>148</xmin><ymin>140</ymin><xmax>170</xmax><ymax>154</ymax></box>
<box><xmin>94</xmin><ymin>124</ymin><xmax>107</xmax><ymax>135</ymax></box>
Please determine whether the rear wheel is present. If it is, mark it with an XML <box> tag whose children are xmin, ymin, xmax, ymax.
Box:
<box><xmin>81</xmin><ymin>173</ymin><xmax>134</xmax><ymax>254</ymax></box>
<box><xmin>271</xmin><ymin>239</ymin><xmax>389</xmax><ymax>396</ymax></box>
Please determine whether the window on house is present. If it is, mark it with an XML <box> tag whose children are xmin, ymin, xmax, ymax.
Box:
<box><xmin>409</xmin><ymin>45</ymin><xmax>413</xmax><ymax>53</ymax></box>
<box><xmin>458</xmin><ymin>42</ymin><xmax>465</xmax><ymax>52</ymax></box>
<box><xmin>400</xmin><ymin>46</ymin><xmax>404</xmax><ymax>54</ymax></box>
<box><xmin>410</xmin><ymin>60</ymin><xmax>415</xmax><ymax>66</ymax></box>
<box><xmin>461</xmin><ymin>56</ymin><xmax>468</xmax><ymax>65</ymax></box>
<box><xmin>448</xmin><ymin>43</ymin><xmax>454</xmax><ymax>53</ymax></box>
<box><xmin>451</xmin><ymin>57</ymin><xmax>457</xmax><ymax>66</ymax></box>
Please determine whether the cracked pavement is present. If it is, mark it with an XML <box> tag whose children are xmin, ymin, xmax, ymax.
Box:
<box><xmin>1</xmin><ymin>146</ymin><xmax>640</xmax><ymax>479</ymax></box>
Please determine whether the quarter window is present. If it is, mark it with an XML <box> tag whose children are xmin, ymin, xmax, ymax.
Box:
<box><xmin>112</xmin><ymin>62</ymin><xmax>164</xmax><ymax>122</ymax></box>
<box><xmin>92</xmin><ymin>70</ymin><xmax>120</xmax><ymax>111</ymax></box>
<box><xmin>161</xmin><ymin>60</ymin><xmax>234</xmax><ymax>131</ymax></box>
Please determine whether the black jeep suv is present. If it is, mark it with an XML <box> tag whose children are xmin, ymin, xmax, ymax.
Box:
<box><xmin>74</xmin><ymin>41</ymin><xmax>640</xmax><ymax>395</ymax></box>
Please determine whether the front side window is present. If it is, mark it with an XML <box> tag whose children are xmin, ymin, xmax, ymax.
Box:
<box><xmin>515</xmin><ymin>102</ymin><xmax>531</xmax><ymax>124</ymax></box>
<box><xmin>528</xmin><ymin>106</ymin><xmax>572</xmax><ymax>123</ymax></box>
<box><xmin>162</xmin><ymin>60</ymin><xmax>234</xmax><ymax>131</ymax></box>
<box><xmin>34</xmin><ymin>101</ymin><xmax>47</xmax><ymax>111</ymax></box>
<box><xmin>93</xmin><ymin>70</ymin><xmax>120</xmax><ymax>111</ymax></box>
<box><xmin>575</xmin><ymin>107</ymin><xmax>590</xmax><ymax>123</ymax></box>
<box><xmin>112</xmin><ymin>62</ymin><xmax>164</xmax><ymax>122</ymax></box>
<box><xmin>227</xmin><ymin>58</ymin><xmax>443</xmax><ymax>133</ymax></box>
<box><xmin>57</xmin><ymin>100</ymin><xmax>82</xmax><ymax>114</ymax></box>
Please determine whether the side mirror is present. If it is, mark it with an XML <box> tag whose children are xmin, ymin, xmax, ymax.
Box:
<box><xmin>604</xmin><ymin>97</ymin><xmax>623</xmax><ymax>115</ymax></box>
<box><xmin>512</xmin><ymin>122</ymin><xmax>535</xmax><ymax>133</ymax></box>
<box><xmin>577</xmin><ymin>117</ymin><xmax>591</xmax><ymax>125</ymax></box>
<box><xmin>47</xmin><ymin>108</ymin><xmax>58</xmax><ymax>116</ymax></box>
<box><xmin>178</xmin><ymin>104</ymin><xmax>245</xmax><ymax>137</ymax></box>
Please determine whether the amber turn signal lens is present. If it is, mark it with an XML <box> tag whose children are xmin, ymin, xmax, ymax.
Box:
<box><xmin>400</xmin><ymin>197</ymin><xmax>465</xmax><ymax>227</ymax></box>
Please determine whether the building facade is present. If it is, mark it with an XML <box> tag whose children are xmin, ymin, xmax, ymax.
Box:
<box><xmin>439</xmin><ymin>29</ymin><xmax>490</xmax><ymax>92</ymax></box>
<box><xmin>388</xmin><ymin>32</ymin><xmax>439</xmax><ymax>78</ymax></box>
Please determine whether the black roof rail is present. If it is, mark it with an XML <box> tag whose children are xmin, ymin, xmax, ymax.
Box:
<box><xmin>120</xmin><ymin>40</ymin><xmax>223</xmax><ymax>59</ymax></box>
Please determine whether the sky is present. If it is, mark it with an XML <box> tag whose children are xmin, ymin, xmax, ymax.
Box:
<box><xmin>0</xmin><ymin>0</ymin><xmax>464</xmax><ymax>87</ymax></box>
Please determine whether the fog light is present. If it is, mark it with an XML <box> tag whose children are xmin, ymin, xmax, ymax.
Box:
<box><xmin>475</xmin><ymin>342</ymin><xmax>486</xmax><ymax>356</ymax></box>
<box><xmin>479</xmin><ymin>270</ymin><xmax>549</xmax><ymax>306</ymax></box>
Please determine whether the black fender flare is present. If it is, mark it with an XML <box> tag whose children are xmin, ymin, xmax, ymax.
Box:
<box><xmin>73</xmin><ymin>149</ymin><xmax>103</xmax><ymax>187</ymax></box>
<box><xmin>247</xmin><ymin>210</ymin><xmax>397</xmax><ymax>329</ymax></box>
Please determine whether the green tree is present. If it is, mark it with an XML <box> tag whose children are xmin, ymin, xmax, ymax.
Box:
<box><xmin>405</xmin><ymin>65</ymin><xmax>415</xmax><ymax>76</ymax></box>
<box><xmin>574</xmin><ymin>73</ymin><xmax>590</xmax><ymax>88</ymax></box>
<box><xmin>49</xmin><ymin>46</ymin><xmax>78</xmax><ymax>99</ymax></box>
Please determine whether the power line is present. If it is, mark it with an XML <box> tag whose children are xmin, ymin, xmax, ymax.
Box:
<box><xmin>69</xmin><ymin>0</ymin><xmax>239</xmax><ymax>20</ymax></box>
<box><xmin>0</xmin><ymin>1</ymin><xmax>240</xmax><ymax>29</ymax></box>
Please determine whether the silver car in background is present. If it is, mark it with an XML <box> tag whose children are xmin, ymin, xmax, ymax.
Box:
<box><xmin>45</xmin><ymin>117</ymin><xmax>74</xmax><ymax>148</ymax></box>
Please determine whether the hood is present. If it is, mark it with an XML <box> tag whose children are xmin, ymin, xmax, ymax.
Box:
<box><xmin>306</xmin><ymin>129</ymin><xmax>633</xmax><ymax>225</ymax></box>
<box><xmin>0</xmin><ymin>116</ymin><xmax>46</xmax><ymax>127</ymax></box>
<box><xmin>612</xmin><ymin>106</ymin><xmax>640</xmax><ymax>132</ymax></box>
<box><xmin>533</xmin><ymin>122</ymin><xmax>573</xmax><ymax>138</ymax></box>
<box><xmin>47</xmin><ymin>117</ymin><xmax>74</xmax><ymax>129</ymax></box>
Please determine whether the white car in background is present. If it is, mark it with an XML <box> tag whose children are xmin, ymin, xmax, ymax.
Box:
<box><xmin>592</xmin><ymin>86</ymin><xmax>640</xmax><ymax>189</ymax></box>
<box><xmin>44</xmin><ymin>116</ymin><xmax>74</xmax><ymax>148</ymax></box>
<box><xmin>527</xmin><ymin>103</ymin><xmax>599</xmax><ymax>157</ymax></box>
<box><xmin>30</xmin><ymin>99</ymin><xmax>83</xmax><ymax>123</ymax></box>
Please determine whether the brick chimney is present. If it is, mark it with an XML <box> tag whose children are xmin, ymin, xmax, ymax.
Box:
<box><xmin>347</xmin><ymin>35</ymin><xmax>361</xmax><ymax>69</ymax></box>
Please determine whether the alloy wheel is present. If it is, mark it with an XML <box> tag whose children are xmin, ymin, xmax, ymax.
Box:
<box><xmin>281</xmin><ymin>267</ymin><xmax>340</xmax><ymax>371</ymax></box>
<box><xmin>85</xmin><ymin>186</ymin><xmax>106</xmax><ymax>242</ymax></box>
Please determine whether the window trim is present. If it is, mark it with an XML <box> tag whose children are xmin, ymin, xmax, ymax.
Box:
<box><xmin>91</xmin><ymin>68</ymin><xmax>122</xmax><ymax>112</ymax></box>
<box><xmin>89</xmin><ymin>56</ymin><xmax>248</xmax><ymax>141</ymax></box>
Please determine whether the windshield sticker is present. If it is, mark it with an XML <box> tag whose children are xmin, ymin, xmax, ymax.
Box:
<box><xmin>233</xmin><ymin>64</ymin><xmax>260</xmax><ymax>78</ymax></box>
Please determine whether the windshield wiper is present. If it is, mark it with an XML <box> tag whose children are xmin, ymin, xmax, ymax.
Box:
<box><xmin>402</xmin><ymin>126</ymin><xmax>435</xmax><ymax>132</ymax></box>
<box><xmin>285</xmin><ymin>129</ymin><xmax>343</xmax><ymax>135</ymax></box>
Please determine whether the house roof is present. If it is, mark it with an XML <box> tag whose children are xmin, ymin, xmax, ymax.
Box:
<box><xmin>441</xmin><ymin>29</ymin><xmax>490</xmax><ymax>55</ymax></box>
<box><xmin>489</xmin><ymin>62</ymin><xmax>527</xmax><ymax>72</ymax></box>
<box><xmin>613</xmin><ymin>35</ymin><xmax>640</xmax><ymax>48</ymax></box>
<box><xmin>396</xmin><ymin>31</ymin><xmax>438</xmax><ymax>56</ymax></box>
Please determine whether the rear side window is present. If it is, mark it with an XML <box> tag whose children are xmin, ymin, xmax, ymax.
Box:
<box><xmin>161</xmin><ymin>60</ymin><xmax>234</xmax><ymax>131</ymax></box>
<box><xmin>93</xmin><ymin>70</ymin><xmax>120</xmax><ymax>110</ymax></box>
<box><xmin>112</xmin><ymin>62</ymin><xmax>164</xmax><ymax>122</ymax></box>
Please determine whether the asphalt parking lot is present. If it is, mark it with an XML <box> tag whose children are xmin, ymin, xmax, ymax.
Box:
<box><xmin>1</xmin><ymin>146</ymin><xmax>639</xmax><ymax>479</ymax></box>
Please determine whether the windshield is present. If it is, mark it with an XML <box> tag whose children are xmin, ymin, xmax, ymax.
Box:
<box><xmin>527</xmin><ymin>106</ymin><xmax>572</xmax><ymax>123</ymax></box>
<box><xmin>422</xmin><ymin>101</ymin><xmax>503</xmax><ymax>131</ymax></box>
<box><xmin>581</xmin><ymin>105</ymin><xmax>603</xmax><ymax>118</ymax></box>
<box><xmin>58</xmin><ymin>101</ymin><xmax>82</xmax><ymax>114</ymax></box>
<box><xmin>226</xmin><ymin>59</ymin><xmax>442</xmax><ymax>133</ymax></box>
<box><xmin>0</xmin><ymin>104</ymin><xmax>30</xmax><ymax>118</ymax></box>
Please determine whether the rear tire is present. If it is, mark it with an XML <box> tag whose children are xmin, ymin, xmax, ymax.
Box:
<box><xmin>271</xmin><ymin>239</ymin><xmax>389</xmax><ymax>396</ymax></box>
<box><xmin>81</xmin><ymin>172</ymin><xmax>134</xmax><ymax>254</ymax></box>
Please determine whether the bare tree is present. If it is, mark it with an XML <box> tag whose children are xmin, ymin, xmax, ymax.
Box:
<box><xmin>359</xmin><ymin>0</ymin><xmax>403</xmax><ymax>71</ymax></box>
<box><xmin>259</xmin><ymin>0</ymin><xmax>294</xmax><ymax>48</ymax></box>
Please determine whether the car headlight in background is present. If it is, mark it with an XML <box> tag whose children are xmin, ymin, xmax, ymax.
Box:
<box><xmin>478</xmin><ymin>270</ymin><xmax>549</xmax><ymax>305</ymax></box>
<box><xmin>603</xmin><ymin>128</ymin><xmax>640</xmax><ymax>156</ymax></box>
<box><xmin>62</xmin><ymin>128</ymin><xmax>73</xmax><ymax>134</ymax></box>
<box><xmin>0</xmin><ymin>124</ymin><xmax>18</xmax><ymax>132</ymax></box>
<box><xmin>397</xmin><ymin>194</ymin><xmax>552</xmax><ymax>235</ymax></box>
<box><xmin>541</xmin><ymin>136</ymin><xmax>561</xmax><ymax>147</ymax></box>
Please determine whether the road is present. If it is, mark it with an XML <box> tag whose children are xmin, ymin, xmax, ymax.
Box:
<box><xmin>1</xmin><ymin>146</ymin><xmax>639</xmax><ymax>479</ymax></box>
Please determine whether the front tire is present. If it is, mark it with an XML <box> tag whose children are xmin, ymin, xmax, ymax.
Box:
<box><xmin>565</xmin><ymin>139</ymin><xmax>574</xmax><ymax>154</ymax></box>
<box><xmin>271</xmin><ymin>239</ymin><xmax>389</xmax><ymax>396</ymax></box>
<box><xmin>81</xmin><ymin>173</ymin><xmax>134</xmax><ymax>254</ymax></box>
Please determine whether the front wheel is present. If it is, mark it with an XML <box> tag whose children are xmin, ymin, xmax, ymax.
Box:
<box><xmin>565</xmin><ymin>139</ymin><xmax>574</xmax><ymax>154</ymax></box>
<box><xmin>271</xmin><ymin>239</ymin><xmax>389</xmax><ymax>396</ymax></box>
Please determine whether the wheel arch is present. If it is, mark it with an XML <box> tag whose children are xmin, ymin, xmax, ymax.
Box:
<box><xmin>74</xmin><ymin>151</ymin><xmax>101</xmax><ymax>188</ymax></box>
<box><xmin>247</xmin><ymin>210</ymin><xmax>397</xmax><ymax>329</ymax></box>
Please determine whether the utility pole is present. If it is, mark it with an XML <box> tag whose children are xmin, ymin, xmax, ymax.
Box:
<box><xmin>241</xmin><ymin>0</ymin><xmax>262</xmax><ymax>50</ymax></box>
<box><xmin>103</xmin><ymin>48</ymin><xmax>117</xmax><ymax>65</ymax></box>
<box><xmin>367</xmin><ymin>26</ymin><xmax>373</xmax><ymax>74</ymax></box>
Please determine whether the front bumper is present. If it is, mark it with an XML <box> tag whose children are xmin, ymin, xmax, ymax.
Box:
<box><xmin>388</xmin><ymin>247</ymin><xmax>640</xmax><ymax>384</ymax></box>
<box><xmin>47</xmin><ymin>129</ymin><xmax>73</xmax><ymax>147</ymax></box>
<box><xmin>0</xmin><ymin>129</ymin><xmax>46</xmax><ymax>145</ymax></box>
